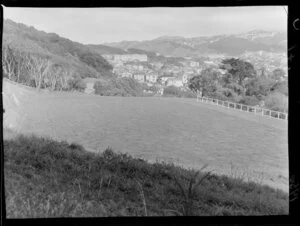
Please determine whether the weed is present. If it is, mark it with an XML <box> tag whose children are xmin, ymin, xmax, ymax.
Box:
<box><xmin>171</xmin><ymin>164</ymin><xmax>212</xmax><ymax>215</ymax></box>
<box><xmin>4</xmin><ymin>134</ymin><xmax>289</xmax><ymax>217</ymax></box>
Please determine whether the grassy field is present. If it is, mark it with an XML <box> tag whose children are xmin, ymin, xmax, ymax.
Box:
<box><xmin>3</xmin><ymin>80</ymin><xmax>288</xmax><ymax>192</ymax></box>
<box><xmin>4</xmin><ymin>134</ymin><xmax>288</xmax><ymax>217</ymax></box>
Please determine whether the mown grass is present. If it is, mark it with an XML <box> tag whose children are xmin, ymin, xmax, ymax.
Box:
<box><xmin>4</xmin><ymin>134</ymin><xmax>288</xmax><ymax>218</ymax></box>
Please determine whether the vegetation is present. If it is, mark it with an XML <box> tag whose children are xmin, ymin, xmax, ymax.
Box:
<box><xmin>4</xmin><ymin>134</ymin><xmax>288</xmax><ymax>217</ymax></box>
<box><xmin>2</xmin><ymin>45</ymin><xmax>87</xmax><ymax>92</ymax></box>
<box><xmin>163</xmin><ymin>86</ymin><xmax>196</xmax><ymax>98</ymax></box>
<box><xmin>188</xmin><ymin>58</ymin><xmax>288</xmax><ymax>112</ymax></box>
<box><xmin>94</xmin><ymin>77</ymin><xmax>144</xmax><ymax>97</ymax></box>
<box><xmin>2</xmin><ymin>19</ymin><xmax>114</xmax><ymax>90</ymax></box>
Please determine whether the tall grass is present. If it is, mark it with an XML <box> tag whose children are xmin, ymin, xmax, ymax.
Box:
<box><xmin>4</xmin><ymin>134</ymin><xmax>288</xmax><ymax>217</ymax></box>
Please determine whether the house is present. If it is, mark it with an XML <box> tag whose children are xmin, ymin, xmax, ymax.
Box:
<box><xmin>121</xmin><ymin>72</ymin><xmax>133</xmax><ymax>78</ymax></box>
<box><xmin>145</xmin><ymin>73</ymin><xmax>158</xmax><ymax>83</ymax></box>
<box><xmin>166</xmin><ymin>78</ymin><xmax>183</xmax><ymax>87</ymax></box>
<box><xmin>181</xmin><ymin>74</ymin><xmax>188</xmax><ymax>84</ymax></box>
<box><xmin>160</xmin><ymin>76</ymin><xmax>176</xmax><ymax>84</ymax></box>
<box><xmin>190</xmin><ymin>61</ymin><xmax>199</xmax><ymax>67</ymax></box>
<box><xmin>133</xmin><ymin>65</ymin><xmax>144</xmax><ymax>71</ymax></box>
<box><xmin>195</xmin><ymin>68</ymin><xmax>203</xmax><ymax>74</ymax></box>
<box><xmin>133</xmin><ymin>74</ymin><xmax>146</xmax><ymax>83</ymax></box>
<box><xmin>204</xmin><ymin>60</ymin><xmax>216</xmax><ymax>66</ymax></box>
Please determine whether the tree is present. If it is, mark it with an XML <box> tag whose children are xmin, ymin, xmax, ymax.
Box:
<box><xmin>272</xmin><ymin>68</ymin><xmax>286</xmax><ymax>81</ymax></box>
<box><xmin>2</xmin><ymin>45</ymin><xmax>17</xmax><ymax>81</ymax></box>
<box><xmin>264</xmin><ymin>92</ymin><xmax>288</xmax><ymax>112</ymax></box>
<box><xmin>220</xmin><ymin>58</ymin><xmax>256</xmax><ymax>87</ymax></box>
<box><xmin>245</xmin><ymin>75</ymin><xmax>276</xmax><ymax>98</ymax></box>
<box><xmin>188</xmin><ymin>68</ymin><xmax>219</xmax><ymax>96</ymax></box>
<box><xmin>225</xmin><ymin>82</ymin><xmax>245</xmax><ymax>96</ymax></box>
<box><xmin>270</xmin><ymin>80</ymin><xmax>288</xmax><ymax>96</ymax></box>
<box><xmin>2</xmin><ymin>45</ymin><xmax>30</xmax><ymax>83</ymax></box>
<box><xmin>14</xmin><ymin>50</ymin><xmax>29</xmax><ymax>83</ymax></box>
<box><xmin>44</xmin><ymin>63</ymin><xmax>64</xmax><ymax>91</ymax></box>
<box><xmin>29</xmin><ymin>56</ymin><xmax>52</xmax><ymax>90</ymax></box>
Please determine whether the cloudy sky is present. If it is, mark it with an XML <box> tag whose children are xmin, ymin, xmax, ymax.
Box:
<box><xmin>3</xmin><ymin>6</ymin><xmax>287</xmax><ymax>44</ymax></box>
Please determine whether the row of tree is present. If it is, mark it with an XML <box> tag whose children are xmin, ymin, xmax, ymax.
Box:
<box><xmin>2</xmin><ymin>45</ymin><xmax>86</xmax><ymax>91</ymax></box>
<box><xmin>188</xmin><ymin>58</ymin><xmax>288</xmax><ymax>112</ymax></box>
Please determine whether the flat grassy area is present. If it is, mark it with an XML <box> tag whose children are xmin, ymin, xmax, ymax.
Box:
<box><xmin>7</xmin><ymin>89</ymin><xmax>288</xmax><ymax>191</ymax></box>
<box><xmin>4</xmin><ymin>134</ymin><xmax>289</xmax><ymax>217</ymax></box>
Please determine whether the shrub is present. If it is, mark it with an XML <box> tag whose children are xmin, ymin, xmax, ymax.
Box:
<box><xmin>271</xmin><ymin>81</ymin><xmax>288</xmax><ymax>96</ymax></box>
<box><xmin>163</xmin><ymin>86</ymin><xmax>181</xmax><ymax>97</ymax></box>
<box><xmin>264</xmin><ymin>92</ymin><xmax>288</xmax><ymax>112</ymax></box>
<box><xmin>94</xmin><ymin>78</ymin><xmax>143</xmax><ymax>97</ymax></box>
<box><xmin>67</xmin><ymin>78</ymin><xmax>86</xmax><ymax>92</ymax></box>
<box><xmin>181</xmin><ymin>90</ymin><xmax>196</xmax><ymax>98</ymax></box>
<box><xmin>163</xmin><ymin>86</ymin><xmax>197</xmax><ymax>98</ymax></box>
<box><xmin>226</xmin><ymin>83</ymin><xmax>245</xmax><ymax>96</ymax></box>
<box><xmin>239</xmin><ymin>95</ymin><xmax>260</xmax><ymax>106</ymax></box>
<box><xmin>74</xmin><ymin>79</ymin><xmax>87</xmax><ymax>92</ymax></box>
<box><xmin>107</xmin><ymin>88</ymin><xmax>128</xmax><ymax>97</ymax></box>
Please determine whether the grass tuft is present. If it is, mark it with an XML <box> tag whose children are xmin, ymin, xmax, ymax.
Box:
<box><xmin>4</xmin><ymin>134</ymin><xmax>289</xmax><ymax>217</ymax></box>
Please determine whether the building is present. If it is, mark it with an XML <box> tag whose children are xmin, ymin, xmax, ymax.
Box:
<box><xmin>204</xmin><ymin>60</ymin><xmax>216</xmax><ymax>66</ymax></box>
<box><xmin>133</xmin><ymin>65</ymin><xmax>144</xmax><ymax>71</ymax></box>
<box><xmin>150</xmin><ymin>62</ymin><xmax>163</xmax><ymax>70</ymax></box>
<box><xmin>190</xmin><ymin>61</ymin><xmax>199</xmax><ymax>67</ymax></box>
<box><xmin>181</xmin><ymin>74</ymin><xmax>188</xmax><ymax>84</ymax></box>
<box><xmin>115</xmin><ymin>54</ymin><xmax>148</xmax><ymax>62</ymax></box>
<box><xmin>133</xmin><ymin>74</ymin><xmax>146</xmax><ymax>83</ymax></box>
<box><xmin>166</xmin><ymin>78</ymin><xmax>183</xmax><ymax>87</ymax></box>
<box><xmin>145</xmin><ymin>73</ymin><xmax>158</xmax><ymax>83</ymax></box>
<box><xmin>121</xmin><ymin>72</ymin><xmax>133</xmax><ymax>78</ymax></box>
<box><xmin>160</xmin><ymin>76</ymin><xmax>176</xmax><ymax>84</ymax></box>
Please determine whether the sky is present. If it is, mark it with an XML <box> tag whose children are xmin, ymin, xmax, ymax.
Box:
<box><xmin>3</xmin><ymin>6</ymin><xmax>287</xmax><ymax>44</ymax></box>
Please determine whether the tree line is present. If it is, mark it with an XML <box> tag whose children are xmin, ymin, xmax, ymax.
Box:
<box><xmin>188</xmin><ymin>58</ymin><xmax>288</xmax><ymax>112</ymax></box>
<box><xmin>2</xmin><ymin>45</ymin><xmax>86</xmax><ymax>91</ymax></box>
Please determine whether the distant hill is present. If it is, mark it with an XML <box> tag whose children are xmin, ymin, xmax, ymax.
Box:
<box><xmin>104</xmin><ymin>30</ymin><xmax>287</xmax><ymax>57</ymax></box>
<box><xmin>87</xmin><ymin>44</ymin><xmax>127</xmax><ymax>55</ymax></box>
<box><xmin>3</xmin><ymin>19</ymin><xmax>113</xmax><ymax>79</ymax></box>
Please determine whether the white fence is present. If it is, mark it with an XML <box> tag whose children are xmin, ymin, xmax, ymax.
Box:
<box><xmin>197</xmin><ymin>96</ymin><xmax>288</xmax><ymax>120</ymax></box>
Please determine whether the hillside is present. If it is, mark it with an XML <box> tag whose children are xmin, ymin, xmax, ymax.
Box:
<box><xmin>4</xmin><ymin>134</ymin><xmax>288</xmax><ymax>217</ymax></box>
<box><xmin>104</xmin><ymin>30</ymin><xmax>287</xmax><ymax>57</ymax></box>
<box><xmin>87</xmin><ymin>44</ymin><xmax>127</xmax><ymax>55</ymax></box>
<box><xmin>2</xmin><ymin>19</ymin><xmax>113</xmax><ymax>79</ymax></box>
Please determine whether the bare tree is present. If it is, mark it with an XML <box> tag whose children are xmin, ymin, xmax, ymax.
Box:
<box><xmin>2</xmin><ymin>45</ymin><xmax>17</xmax><ymax>80</ymax></box>
<box><xmin>58</xmin><ymin>68</ymin><xmax>72</xmax><ymax>91</ymax></box>
<box><xmin>15</xmin><ymin>50</ymin><xmax>29</xmax><ymax>83</ymax></box>
<box><xmin>47</xmin><ymin>64</ymin><xmax>63</xmax><ymax>91</ymax></box>
<box><xmin>26</xmin><ymin>55</ymin><xmax>52</xmax><ymax>90</ymax></box>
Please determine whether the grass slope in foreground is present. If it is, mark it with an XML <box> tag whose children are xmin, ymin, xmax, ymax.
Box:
<box><xmin>4</xmin><ymin>134</ymin><xmax>288</xmax><ymax>217</ymax></box>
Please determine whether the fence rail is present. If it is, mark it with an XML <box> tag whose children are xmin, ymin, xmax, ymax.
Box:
<box><xmin>196</xmin><ymin>96</ymin><xmax>288</xmax><ymax>120</ymax></box>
